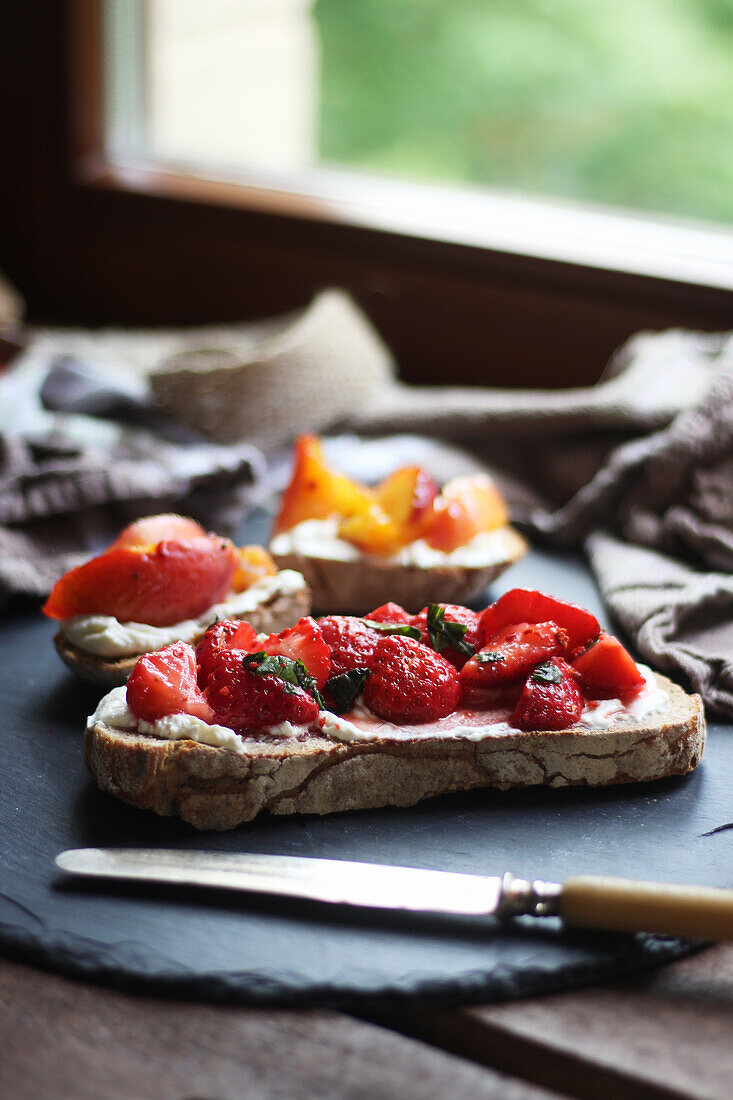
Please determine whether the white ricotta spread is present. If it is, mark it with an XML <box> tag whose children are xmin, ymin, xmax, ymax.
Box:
<box><xmin>62</xmin><ymin>570</ymin><xmax>306</xmax><ymax>657</ymax></box>
<box><xmin>89</xmin><ymin>665</ymin><xmax>667</xmax><ymax>752</ymax></box>
<box><xmin>88</xmin><ymin>687</ymin><xmax>249</xmax><ymax>753</ymax></box>
<box><xmin>270</xmin><ymin>517</ymin><xmax>518</xmax><ymax>569</ymax></box>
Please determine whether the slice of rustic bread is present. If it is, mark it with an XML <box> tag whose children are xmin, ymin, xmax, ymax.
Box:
<box><xmin>85</xmin><ymin>674</ymin><xmax>704</xmax><ymax>831</ymax></box>
<box><xmin>272</xmin><ymin>527</ymin><xmax>527</xmax><ymax>615</ymax></box>
<box><xmin>56</xmin><ymin>584</ymin><xmax>311</xmax><ymax>687</ymax></box>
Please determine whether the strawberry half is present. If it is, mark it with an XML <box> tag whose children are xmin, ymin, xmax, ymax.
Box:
<box><xmin>318</xmin><ymin>615</ymin><xmax>381</xmax><ymax>677</ymax></box>
<box><xmin>127</xmin><ymin>642</ymin><xmax>214</xmax><ymax>724</ymax></box>
<box><xmin>364</xmin><ymin>635</ymin><xmax>461</xmax><ymax>723</ymax></box>
<box><xmin>511</xmin><ymin>657</ymin><xmax>583</xmax><ymax>732</ymax></box>
<box><xmin>205</xmin><ymin>648</ymin><xmax>320</xmax><ymax>734</ymax></box>
<box><xmin>461</xmin><ymin>621</ymin><xmax>569</xmax><ymax>690</ymax></box>
<box><xmin>195</xmin><ymin>618</ymin><xmax>258</xmax><ymax>688</ymax></box>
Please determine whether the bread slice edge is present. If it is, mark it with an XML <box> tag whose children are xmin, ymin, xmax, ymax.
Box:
<box><xmin>84</xmin><ymin>673</ymin><xmax>705</xmax><ymax>831</ymax></box>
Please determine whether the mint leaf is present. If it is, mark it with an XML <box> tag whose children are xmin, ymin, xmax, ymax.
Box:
<box><xmin>532</xmin><ymin>660</ymin><xmax>562</xmax><ymax>685</ymax></box>
<box><xmin>242</xmin><ymin>651</ymin><xmax>324</xmax><ymax>708</ymax></box>
<box><xmin>360</xmin><ymin>619</ymin><xmax>421</xmax><ymax>640</ymax></box>
<box><xmin>426</xmin><ymin>603</ymin><xmax>475</xmax><ymax>658</ymax></box>
<box><xmin>475</xmin><ymin>651</ymin><xmax>505</xmax><ymax>665</ymax></box>
<box><xmin>324</xmin><ymin>668</ymin><xmax>370</xmax><ymax>713</ymax></box>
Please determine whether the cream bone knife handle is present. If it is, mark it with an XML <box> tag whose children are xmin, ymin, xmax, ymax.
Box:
<box><xmin>559</xmin><ymin>876</ymin><xmax>733</xmax><ymax>940</ymax></box>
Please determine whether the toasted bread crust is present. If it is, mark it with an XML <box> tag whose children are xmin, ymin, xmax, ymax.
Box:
<box><xmin>55</xmin><ymin>583</ymin><xmax>312</xmax><ymax>687</ymax></box>
<box><xmin>272</xmin><ymin>527</ymin><xmax>527</xmax><ymax>615</ymax></box>
<box><xmin>85</xmin><ymin>674</ymin><xmax>705</xmax><ymax>831</ymax></box>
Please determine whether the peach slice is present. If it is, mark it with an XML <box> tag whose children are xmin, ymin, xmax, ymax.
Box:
<box><xmin>111</xmin><ymin>514</ymin><xmax>207</xmax><ymax>551</ymax></box>
<box><xmin>231</xmin><ymin>545</ymin><xmax>277</xmax><ymax>592</ymax></box>
<box><xmin>375</xmin><ymin>465</ymin><xmax>438</xmax><ymax>535</ymax></box>
<box><xmin>273</xmin><ymin>435</ymin><xmax>374</xmax><ymax>535</ymax></box>
<box><xmin>337</xmin><ymin>505</ymin><xmax>405</xmax><ymax>556</ymax></box>
<box><xmin>43</xmin><ymin>536</ymin><xmax>239</xmax><ymax>627</ymax></box>
<box><xmin>426</xmin><ymin>475</ymin><xmax>509</xmax><ymax>553</ymax></box>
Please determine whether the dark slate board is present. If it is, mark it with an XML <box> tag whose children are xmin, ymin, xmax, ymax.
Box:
<box><xmin>1</xmin><ymin>545</ymin><xmax>731</xmax><ymax>1008</ymax></box>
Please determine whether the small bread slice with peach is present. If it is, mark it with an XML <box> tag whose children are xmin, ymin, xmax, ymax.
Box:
<box><xmin>269</xmin><ymin>436</ymin><xmax>526</xmax><ymax>615</ymax></box>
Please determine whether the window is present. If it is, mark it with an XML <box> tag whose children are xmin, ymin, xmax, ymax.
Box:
<box><xmin>4</xmin><ymin>2</ymin><xmax>732</xmax><ymax>392</ymax></box>
<box><xmin>104</xmin><ymin>0</ymin><xmax>733</xmax><ymax>273</ymax></box>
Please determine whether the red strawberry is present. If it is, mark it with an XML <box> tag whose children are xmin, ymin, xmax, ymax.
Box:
<box><xmin>258</xmin><ymin>617</ymin><xmax>331</xmax><ymax>688</ymax></box>
<box><xmin>127</xmin><ymin>641</ymin><xmax>214</xmax><ymax>724</ymax></box>
<box><xmin>410</xmin><ymin>603</ymin><xmax>483</xmax><ymax>668</ymax></box>
<box><xmin>511</xmin><ymin>657</ymin><xmax>583</xmax><ymax>732</ymax></box>
<box><xmin>318</xmin><ymin>615</ymin><xmax>379</xmax><ymax>677</ymax></box>
<box><xmin>364</xmin><ymin>635</ymin><xmax>461</xmax><ymax>723</ymax></box>
<box><xmin>195</xmin><ymin>618</ymin><xmax>258</xmax><ymax>688</ymax></box>
<box><xmin>364</xmin><ymin>602</ymin><xmax>413</xmax><ymax>625</ymax></box>
<box><xmin>571</xmin><ymin>632</ymin><xmax>645</xmax><ymax>700</ymax></box>
<box><xmin>205</xmin><ymin>648</ymin><xmax>319</xmax><ymax>734</ymax></box>
<box><xmin>480</xmin><ymin>590</ymin><xmax>600</xmax><ymax>657</ymax></box>
<box><xmin>461</xmin><ymin>621</ymin><xmax>569</xmax><ymax>689</ymax></box>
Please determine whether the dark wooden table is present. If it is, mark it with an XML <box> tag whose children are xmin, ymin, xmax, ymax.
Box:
<box><xmin>3</xmin><ymin>943</ymin><xmax>732</xmax><ymax>1099</ymax></box>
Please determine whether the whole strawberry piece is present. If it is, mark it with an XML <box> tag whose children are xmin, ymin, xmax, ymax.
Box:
<box><xmin>195</xmin><ymin>618</ymin><xmax>258</xmax><ymax>688</ymax></box>
<box><xmin>511</xmin><ymin>658</ymin><xmax>583</xmax><ymax>732</ymax></box>
<box><xmin>364</xmin><ymin>635</ymin><xmax>461</xmax><ymax>723</ymax></box>
<box><xmin>411</xmin><ymin>603</ymin><xmax>482</xmax><ymax>668</ymax></box>
<box><xmin>318</xmin><ymin>615</ymin><xmax>380</xmax><ymax>677</ymax></box>
<box><xmin>205</xmin><ymin>649</ymin><xmax>319</xmax><ymax>734</ymax></box>
<box><xmin>127</xmin><ymin>641</ymin><xmax>215</xmax><ymax>724</ymax></box>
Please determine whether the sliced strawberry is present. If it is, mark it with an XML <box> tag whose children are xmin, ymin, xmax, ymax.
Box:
<box><xmin>205</xmin><ymin>648</ymin><xmax>319</xmax><ymax>734</ymax></box>
<box><xmin>363</xmin><ymin>635</ymin><xmax>461</xmax><ymax>723</ymax></box>
<box><xmin>364</xmin><ymin>602</ymin><xmax>413</xmax><ymax>625</ymax></box>
<box><xmin>479</xmin><ymin>590</ymin><xmax>600</xmax><ymax>656</ymax></box>
<box><xmin>126</xmin><ymin>642</ymin><xmax>214</xmax><ymax>724</ymax></box>
<box><xmin>318</xmin><ymin>615</ymin><xmax>380</xmax><ymax>677</ymax></box>
<box><xmin>571</xmin><ymin>632</ymin><xmax>645</xmax><ymax>700</ymax></box>
<box><xmin>461</xmin><ymin>621</ymin><xmax>569</xmax><ymax>689</ymax></box>
<box><xmin>511</xmin><ymin>657</ymin><xmax>583</xmax><ymax>732</ymax></box>
<box><xmin>258</xmin><ymin>617</ymin><xmax>331</xmax><ymax>689</ymax></box>
<box><xmin>195</xmin><ymin>618</ymin><xmax>258</xmax><ymax>688</ymax></box>
<box><xmin>411</xmin><ymin>603</ymin><xmax>482</xmax><ymax>667</ymax></box>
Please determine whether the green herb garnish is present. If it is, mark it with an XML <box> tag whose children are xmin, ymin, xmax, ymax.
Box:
<box><xmin>531</xmin><ymin>661</ymin><xmax>562</xmax><ymax>685</ymax></box>
<box><xmin>426</xmin><ymin>603</ymin><xmax>475</xmax><ymax>658</ymax></box>
<box><xmin>475</xmin><ymin>651</ymin><xmax>506</xmax><ymax>665</ymax></box>
<box><xmin>243</xmin><ymin>651</ymin><xmax>325</xmax><ymax>708</ymax></box>
<box><xmin>324</xmin><ymin>668</ymin><xmax>370</xmax><ymax>713</ymax></box>
<box><xmin>360</xmin><ymin>619</ymin><xmax>421</xmax><ymax>640</ymax></box>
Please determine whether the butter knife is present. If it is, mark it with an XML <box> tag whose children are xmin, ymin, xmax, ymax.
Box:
<box><xmin>55</xmin><ymin>848</ymin><xmax>733</xmax><ymax>940</ymax></box>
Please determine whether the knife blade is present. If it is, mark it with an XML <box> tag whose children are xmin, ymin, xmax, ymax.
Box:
<box><xmin>55</xmin><ymin>849</ymin><xmax>733</xmax><ymax>940</ymax></box>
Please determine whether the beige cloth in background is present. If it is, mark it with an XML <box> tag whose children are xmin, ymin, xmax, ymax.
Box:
<box><xmin>1</xmin><ymin>290</ymin><xmax>731</xmax><ymax>714</ymax></box>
